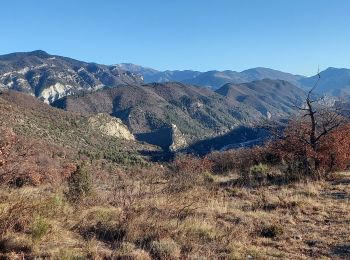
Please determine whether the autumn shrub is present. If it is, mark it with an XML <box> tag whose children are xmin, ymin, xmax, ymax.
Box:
<box><xmin>0</xmin><ymin>127</ymin><xmax>76</xmax><ymax>187</ymax></box>
<box><xmin>172</xmin><ymin>155</ymin><xmax>213</xmax><ymax>176</ymax></box>
<box><xmin>209</xmin><ymin>147</ymin><xmax>269</xmax><ymax>175</ymax></box>
<box><xmin>168</xmin><ymin>155</ymin><xmax>214</xmax><ymax>192</ymax></box>
<box><xmin>269</xmin><ymin>122</ymin><xmax>350</xmax><ymax>179</ymax></box>
<box><xmin>317</xmin><ymin>123</ymin><xmax>350</xmax><ymax>172</ymax></box>
<box><xmin>208</xmin><ymin>121</ymin><xmax>350</xmax><ymax>183</ymax></box>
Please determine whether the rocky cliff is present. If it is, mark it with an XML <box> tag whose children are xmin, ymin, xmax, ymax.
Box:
<box><xmin>88</xmin><ymin>113</ymin><xmax>135</xmax><ymax>141</ymax></box>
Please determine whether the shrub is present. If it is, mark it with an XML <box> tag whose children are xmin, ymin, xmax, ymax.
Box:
<box><xmin>270</xmin><ymin>122</ymin><xmax>350</xmax><ymax>179</ymax></box>
<box><xmin>260</xmin><ymin>224</ymin><xmax>284</xmax><ymax>238</ymax></box>
<box><xmin>118</xmin><ymin>242</ymin><xmax>136</xmax><ymax>254</ymax></box>
<box><xmin>150</xmin><ymin>238</ymin><xmax>181</xmax><ymax>259</ymax></box>
<box><xmin>168</xmin><ymin>156</ymin><xmax>214</xmax><ymax>193</ymax></box>
<box><xmin>203</xmin><ymin>171</ymin><xmax>216</xmax><ymax>184</ymax></box>
<box><xmin>208</xmin><ymin>147</ymin><xmax>267</xmax><ymax>175</ymax></box>
<box><xmin>0</xmin><ymin>236</ymin><xmax>32</xmax><ymax>254</ymax></box>
<box><xmin>173</xmin><ymin>155</ymin><xmax>213</xmax><ymax>176</ymax></box>
<box><xmin>76</xmin><ymin>207</ymin><xmax>125</xmax><ymax>244</ymax></box>
<box><xmin>250</xmin><ymin>163</ymin><xmax>269</xmax><ymax>176</ymax></box>
<box><xmin>249</xmin><ymin>163</ymin><xmax>270</xmax><ymax>184</ymax></box>
<box><xmin>66</xmin><ymin>164</ymin><xmax>93</xmax><ymax>202</ymax></box>
<box><xmin>31</xmin><ymin>216</ymin><xmax>50</xmax><ymax>244</ymax></box>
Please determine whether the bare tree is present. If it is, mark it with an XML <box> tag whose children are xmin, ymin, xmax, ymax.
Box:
<box><xmin>291</xmin><ymin>72</ymin><xmax>347</xmax><ymax>173</ymax></box>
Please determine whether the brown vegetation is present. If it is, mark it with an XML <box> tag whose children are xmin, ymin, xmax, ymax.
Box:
<box><xmin>0</xmin><ymin>158</ymin><xmax>349</xmax><ymax>259</ymax></box>
<box><xmin>0</xmin><ymin>126</ymin><xmax>76</xmax><ymax>186</ymax></box>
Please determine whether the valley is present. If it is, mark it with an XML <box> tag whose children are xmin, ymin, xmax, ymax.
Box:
<box><xmin>1</xmin><ymin>50</ymin><xmax>350</xmax><ymax>259</ymax></box>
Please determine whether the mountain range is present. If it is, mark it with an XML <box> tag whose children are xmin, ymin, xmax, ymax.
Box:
<box><xmin>116</xmin><ymin>63</ymin><xmax>350</xmax><ymax>97</ymax></box>
<box><xmin>0</xmin><ymin>50</ymin><xmax>142</xmax><ymax>103</ymax></box>
<box><xmin>1</xmin><ymin>50</ymin><xmax>350</xmax><ymax>104</ymax></box>
<box><xmin>1</xmin><ymin>50</ymin><xmax>350</xmax><ymax>151</ymax></box>
<box><xmin>299</xmin><ymin>67</ymin><xmax>350</xmax><ymax>96</ymax></box>
<box><xmin>116</xmin><ymin>63</ymin><xmax>305</xmax><ymax>89</ymax></box>
<box><xmin>52</xmin><ymin>80</ymin><xmax>305</xmax><ymax>150</ymax></box>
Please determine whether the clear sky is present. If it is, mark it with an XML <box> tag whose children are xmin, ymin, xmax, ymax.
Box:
<box><xmin>1</xmin><ymin>0</ymin><xmax>349</xmax><ymax>75</ymax></box>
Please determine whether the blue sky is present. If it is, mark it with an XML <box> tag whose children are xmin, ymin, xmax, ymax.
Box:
<box><xmin>1</xmin><ymin>0</ymin><xmax>349</xmax><ymax>75</ymax></box>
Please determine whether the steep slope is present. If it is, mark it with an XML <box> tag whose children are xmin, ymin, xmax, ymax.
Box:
<box><xmin>0</xmin><ymin>90</ymin><xmax>156</xmax><ymax>167</ymax></box>
<box><xmin>52</xmin><ymin>81</ymin><xmax>304</xmax><ymax>150</ymax></box>
<box><xmin>299</xmin><ymin>67</ymin><xmax>350</xmax><ymax>96</ymax></box>
<box><xmin>0</xmin><ymin>51</ymin><xmax>142</xmax><ymax>103</ymax></box>
<box><xmin>216</xmin><ymin>79</ymin><xmax>306</xmax><ymax>117</ymax></box>
<box><xmin>52</xmin><ymin>82</ymin><xmax>247</xmax><ymax>147</ymax></box>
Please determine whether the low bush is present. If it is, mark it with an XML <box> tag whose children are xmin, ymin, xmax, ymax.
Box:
<box><xmin>260</xmin><ymin>224</ymin><xmax>284</xmax><ymax>238</ymax></box>
<box><xmin>250</xmin><ymin>163</ymin><xmax>269</xmax><ymax>176</ymax></box>
<box><xmin>66</xmin><ymin>164</ymin><xmax>93</xmax><ymax>202</ymax></box>
<box><xmin>31</xmin><ymin>216</ymin><xmax>50</xmax><ymax>244</ymax></box>
<box><xmin>150</xmin><ymin>238</ymin><xmax>181</xmax><ymax>259</ymax></box>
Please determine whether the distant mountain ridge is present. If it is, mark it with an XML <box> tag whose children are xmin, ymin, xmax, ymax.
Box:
<box><xmin>299</xmin><ymin>67</ymin><xmax>350</xmax><ymax>96</ymax></box>
<box><xmin>116</xmin><ymin>63</ymin><xmax>305</xmax><ymax>89</ymax></box>
<box><xmin>1</xmin><ymin>50</ymin><xmax>349</xmax><ymax>108</ymax></box>
<box><xmin>117</xmin><ymin>63</ymin><xmax>350</xmax><ymax>97</ymax></box>
<box><xmin>0</xmin><ymin>51</ymin><xmax>143</xmax><ymax>103</ymax></box>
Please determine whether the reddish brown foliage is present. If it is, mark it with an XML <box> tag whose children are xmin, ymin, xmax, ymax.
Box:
<box><xmin>269</xmin><ymin>122</ymin><xmax>350</xmax><ymax>177</ymax></box>
<box><xmin>173</xmin><ymin>155</ymin><xmax>213</xmax><ymax>175</ymax></box>
<box><xmin>207</xmin><ymin>121</ymin><xmax>350</xmax><ymax>181</ymax></box>
<box><xmin>0</xmin><ymin>127</ymin><xmax>77</xmax><ymax>186</ymax></box>
<box><xmin>208</xmin><ymin>147</ymin><xmax>267</xmax><ymax>174</ymax></box>
<box><xmin>317</xmin><ymin>123</ymin><xmax>350</xmax><ymax>172</ymax></box>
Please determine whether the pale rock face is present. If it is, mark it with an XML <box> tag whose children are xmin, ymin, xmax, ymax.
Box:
<box><xmin>88</xmin><ymin>113</ymin><xmax>135</xmax><ymax>141</ymax></box>
<box><xmin>5</xmin><ymin>81</ymin><xmax>13</xmax><ymax>88</ymax></box>
<box><xmin>39</xmin><ymin>83</ymin><xmax>77</xmax><ymax>104</ymax></box>
<box><xmin>194</xmin><ymin>102</ymin><xmax>203</xmax><ymax>109</ymax></box>
<box><xmin>266</xmin><ymin>111</ymin><xmax>272</xmax><ymax>119</ymax></box>
<box><xmin>169</xmin><ymin>123</ymin><xmax>187</xmax><ymax>151</ymax></box>
<box><xmin>0</xmin><ymin>51</ymin><xmax>143</xmax><ymax>104</ymax></box>
<box><xmin>17</xmin><ymin>67</ymin><xmax>30</xmax><ymax>74</ymax></box>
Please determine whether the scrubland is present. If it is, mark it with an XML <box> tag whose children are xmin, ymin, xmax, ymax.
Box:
<box><xmin>1</xmin><ymin>155</ymin><xmax>349</xmax><ymax>259</ymax></box>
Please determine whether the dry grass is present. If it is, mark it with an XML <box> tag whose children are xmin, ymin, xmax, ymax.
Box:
<box><xmin>0</xmin><ymin>168</ymin><xmax>349</xmax><ymax>259</ymax></box>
